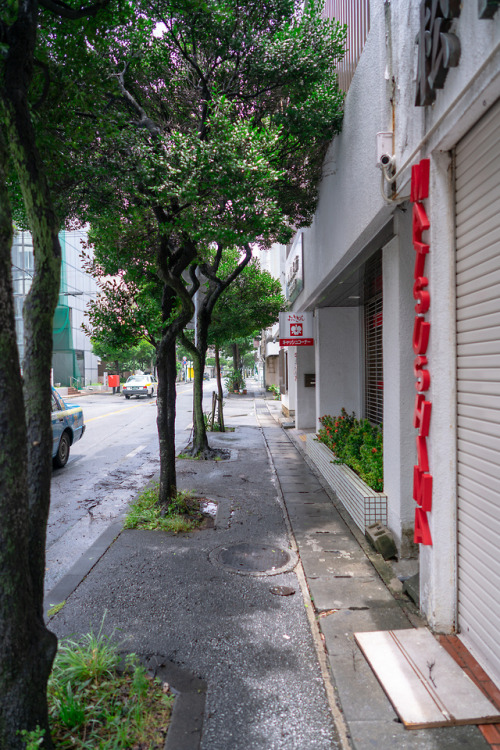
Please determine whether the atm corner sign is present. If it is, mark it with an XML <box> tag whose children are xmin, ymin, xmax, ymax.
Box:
<box><xmin>279</xmin><ymin>312</ymin><xmax>314</xmax><ymax>347</ymax></box>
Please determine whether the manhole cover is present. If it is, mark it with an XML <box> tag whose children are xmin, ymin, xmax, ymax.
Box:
<box><xmin>209</xmin><ymin>543</ymin><xmax>297</xmax><ymax>576</ymax></box>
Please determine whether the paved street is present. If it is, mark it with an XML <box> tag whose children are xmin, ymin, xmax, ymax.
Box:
<box><xmin>46</xmin><ymin>381</ymin><xmax>210</xmax><ymax>592</ymax></box>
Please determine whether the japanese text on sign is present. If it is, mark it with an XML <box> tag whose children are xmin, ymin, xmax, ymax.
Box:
<box><xmin>279</xmin><ymin>312</ymin><xmax>314</xmax><ymax>347</ymax></box>
<box><xmin>411</xmin><ymin>159</ymin><xmax>433</xmax><ymax>546</ymax></box>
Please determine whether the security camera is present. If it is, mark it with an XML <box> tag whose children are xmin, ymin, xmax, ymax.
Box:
<box><xmin>380</xmin><ymin>154</ymin><xmax>396</xmax><ymax>174</ymax></box>
<box><xmin>376</xmin><ymin>132</ymin><xmax>394</xmax><ymax>169</ymax></box>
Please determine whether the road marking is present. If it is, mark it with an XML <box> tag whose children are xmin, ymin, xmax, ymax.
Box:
<box><xmin>126</xmin><ymin>445</ymin><xmax>146</xmax><ymax>458</ymax></box>
<box><xmin>85</xmin><ymin>404</ymin><xmax>144</xmax><ymax>423</ymax></box>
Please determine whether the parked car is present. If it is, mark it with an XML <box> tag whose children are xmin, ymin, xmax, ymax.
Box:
<box><xmin>123</xmin><ymin>374</ymin><xmax>157</xmax><ymax>399</ymax></box>
<box><xmin>52</xmin><ymin>387</ymin><xmax>85</xmax><ymax>468</ymax></box>
<box><xmin>203</xmin><ymin>372</ymin><xmax>210</xmax><ymax>380</ymax></box>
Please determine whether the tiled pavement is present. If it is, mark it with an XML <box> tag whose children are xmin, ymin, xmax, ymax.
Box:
<box><xmin>258</xmin><ymin>398</ymin><xmax>495</xmax><ymax>750</ymax></box>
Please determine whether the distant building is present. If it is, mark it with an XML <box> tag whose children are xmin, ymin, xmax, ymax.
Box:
<box><xmin>12</xmin><ymin>229</ymin><xmax>99</xmax><ymax>386</ymax></box>
<box><xmin>257</xmin><ymin>243</ymin><xmax>286</xmax><ymax>393</ymax></box>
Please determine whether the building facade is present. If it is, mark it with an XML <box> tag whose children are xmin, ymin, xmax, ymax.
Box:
<box><xmin>283</xmin><ymin>0</ymin><xmax>500</xmax><ymax>686</ymax></box>
<box><xmin>12</xmin><ymin>229</ymin><xmax>99</xmax><ymax>386</ymax></box>
<box><xmin>257</xmin><ymin>243</ymin><xmax>287</xmax><ymax>391</ymax></box>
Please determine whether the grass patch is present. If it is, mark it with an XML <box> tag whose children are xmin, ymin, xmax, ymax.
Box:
<box><xmin>124</xmin><ymin>483</ymin><xmax>207</xmax><ymax>533</ymax></box>
<box><xmin>206</xmin><ymin>423</ymin><xmax>236</xmax><ymax>433</ymax></box>
<box><xmin>23</xmin><ymin>623</ymin><xmax>174</xmax><ymax>749</ymax></box>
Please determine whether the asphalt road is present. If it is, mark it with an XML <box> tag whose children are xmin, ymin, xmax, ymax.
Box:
<box><xmin>45</xmin><ymin>380</ymin><xmax>213</xmax><ymax>593</ymax></box>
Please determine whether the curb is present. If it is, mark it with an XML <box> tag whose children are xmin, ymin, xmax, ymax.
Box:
<box><xmin>45</xmin><ymin>520</ymin><xmax>207</xmax><ymax>750</ymax></box>
<box><xmin>44</xmin><ymin>518</ymin><xmax>125</xmax><ymax>618</ymax></box>
<box><xmin>145</xmin><ymin>655</ymin><xmax>207</xmax><ymax>750</ymax></box>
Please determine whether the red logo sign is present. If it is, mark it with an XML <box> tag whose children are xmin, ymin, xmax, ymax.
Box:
<box><xmin>279</xmin><ymin>338</ymin><xmax>314</xmax><ymax>347</ymax></box>
<box><xmin>279</xmin><ymin>312</ymin><xmax>314</xmax><ymax>347</ymax></box>
<box><xmin>411</xmin><ymin>159</ymin><xmax>432</xmax><ymax>546</ymax></box>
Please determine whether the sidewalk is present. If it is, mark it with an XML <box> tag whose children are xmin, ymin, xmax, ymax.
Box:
<box><xmin>46</xmin><ymin>386</ymin><xmax>490</xmax><ymax>749</ymax></box>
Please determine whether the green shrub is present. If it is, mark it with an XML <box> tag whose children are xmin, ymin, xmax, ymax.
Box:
<box><xmin>224</xmin><ymin>369</ymin><xmax>245</xmax><ymax>391</ymax></box>
<box><xmin>317</xmin><ymin>408</ymin><xmax>383</xmax><ymax>491</ymax></box>
<box><xmin>267</xmin><ymin>384</ymin><xmax>280</xmax><ymax>400</ymax></box>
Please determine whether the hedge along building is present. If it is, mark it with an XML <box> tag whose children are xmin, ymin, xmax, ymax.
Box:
<box><xmin>282</xmin><ymin>0</ymin><xmax>500</xmax><ymax>685</ymax></box>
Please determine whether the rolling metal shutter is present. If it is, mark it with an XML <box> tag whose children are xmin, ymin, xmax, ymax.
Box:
<box><xmin>364</xmin><ymin>251</ymin><xmax>383</xmax><ymax>425</ymax></box>
<box><xmin>456</xmin><ymin>99</ymin><xmax>500</xmax><ymax>684</ymax></box>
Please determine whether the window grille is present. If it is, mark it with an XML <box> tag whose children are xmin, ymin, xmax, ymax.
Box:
<box><xmin>323</xmin><ymin>0</ymin><xmax>371</xmax><ymax>93</ymax></box>
<box><xmin>364</xmin><ymin>252</ymin><xmax>383</xmax><ymax>425</ymax></box>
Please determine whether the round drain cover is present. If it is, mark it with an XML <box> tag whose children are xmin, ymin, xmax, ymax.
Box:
<box><xmin>209</xmin><ymin>543</ymin><xmax>297</xmax><ymax>576</ymax></box>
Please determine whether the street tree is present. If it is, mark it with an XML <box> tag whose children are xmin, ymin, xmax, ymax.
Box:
<box><xmin>24</xmin><ymin>0</ymin><xmax>344</xmax><ymax>505</ymax></box>
<box><xmin>0</xmin><ymin>1</ymin><xmax>117</xmax><ymax>747</ymax></box>
<box><xmin>50</xmin><ymin>0</ymin><xmax>346</xmax><ymax>503</ymax></box>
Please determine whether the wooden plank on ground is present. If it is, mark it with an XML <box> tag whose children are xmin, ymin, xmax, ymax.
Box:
<box><xmin>354</xmin><ymin>628</ymin><xmax>500</xmax><ymax>729</ymax></box>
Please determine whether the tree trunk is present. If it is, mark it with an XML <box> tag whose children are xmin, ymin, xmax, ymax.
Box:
<box><xmin>154</xmin><ymin>230</ymin><xmax>198</xmax><ymax>505</ymax></box>
<box><xmin>190</xmin><ymin>340</ymin><xmax>209</xmax><ymax>455</ymax></box>
<box><xmin>0</xmin><ymin>37</ymin><xmax>58</xmax><ymax>746</ymax></box>
<box><xmin>215</xmin><ymin>344</ymin><xmax>225</xmax><ymax>431</ymax></box>
<box><xmin>232</xmin><ymin>342</ymin><xmax>242</xmax><ymax>389</ymax></box>
<box><xmin>232</xmin><ymin>341</ymin><xmax>239</xmax><ymax>373</ymax></box>
<box><xmin>156</xmin><ymin>335</ymin><xmax>178</xmax><ymax>509</ymax></box>
<box><xmin>180</xmin><ymin>329</ymin><xmax>212</xmax><ymax>457</ymax></box>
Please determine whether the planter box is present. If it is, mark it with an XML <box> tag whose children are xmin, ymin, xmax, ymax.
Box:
<box><xmin>305</xmin><ymin>434</ymin><xmax>387</xmax><ymax>532</ymax></box>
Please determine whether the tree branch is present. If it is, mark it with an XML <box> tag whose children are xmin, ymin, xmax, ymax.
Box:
<box><xmin>158</xmin><ymin>12</ymin><xmax>212</xmax><ymax>106</ymax></box>
<box><xmin>113</xmin><ymin>60</ymin><xmax>161</xmax><ymax>137</ymax></box>
<box><xmin>199</xmin><ymin>242</ymin><xmax>223</xmax><ymax>283</ymax></box>
<box><xmin>188</xmin><ymin>263</ymin><xmax>201</xmax><ymax>299</ymax></box>
<box><xmin>204</xmin><ymin>244</ymin><xmax>253</xmax><ymax>318</ymax></box>
<box><xmin>220</xmin><ymin>243</ymin><xmax>252</xmax><ymax>291</ymax></box>
<box><xmin>32</xmin><ymin>59</ymin><xmax>51</xmax><ymax>110</ymax></box>
<box><xmin>40</xmin><ymin>0</ymin><xmax>110</xmax><ymax>20</ymax></box>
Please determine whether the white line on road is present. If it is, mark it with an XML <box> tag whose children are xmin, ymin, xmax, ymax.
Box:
<box><xmin>85</xmin><ymin>403</ymin><xmax>144</xmax><ymax>423</ymax></box>
<box><xmin>126</xmin><ymin>445</ymin><xmax>146</xmax><ymax>458</ymax></box>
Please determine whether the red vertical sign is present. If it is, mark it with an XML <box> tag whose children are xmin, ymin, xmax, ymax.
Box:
<box><xmin>411</xmin><ymin>159</ymin><xmax>433</xmax><ymax>545</ymax></box>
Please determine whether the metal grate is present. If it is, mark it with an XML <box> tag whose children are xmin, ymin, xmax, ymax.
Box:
<box><xmin>364</xmin><ymin>252</ymin><xmax>383</xmax><ymax>425</ymax></box>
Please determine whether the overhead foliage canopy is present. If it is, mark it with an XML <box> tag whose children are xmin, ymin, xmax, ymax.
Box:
<box><xmin>16</xmin><ymin>0</ymin><xmax>346</xmax><ymax>497</ymax></box>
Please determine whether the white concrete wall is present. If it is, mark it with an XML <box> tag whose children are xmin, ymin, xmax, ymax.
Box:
<box><xmin>295</xmin><ymin>346</ymin><xmax>316</xmax><ymax>429</ymax></box>
<box><xmin>314</xmin><ymin>308</ymin><xmax>361</xmax><ymax>430</ymax></box>
<box><xmin>296</xmin><ymin>2</ymin><xmax>394</xmax><ymax>311</ymax></box>
<box><xmin>382</xmin><ymin>224</ymin><xmax>417</xmax><ymax>558</ymax></box>
<box><xmin>282</xmin><ymin>348</ymin><xmax>297</xmax><ymax>417</ymax></box>
<box><xmin>294</xmin><ymin>2</ymin><xmax>500</xmax><ymax>315</ymax></box>
<box><xmin>285</xmin><ymin>0</ymin><xmax>500</xmax><ymax>631</ymax></box>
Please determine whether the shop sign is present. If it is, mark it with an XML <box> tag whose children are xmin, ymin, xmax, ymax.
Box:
<box><xmin>411</xmin><ymin>158</ymin><xmax>433</xmax><ymax>546</ymax></box>
<box><xmin>479</xmin><ymin>0</ymin><xmax>500</xmax><ymax>18</ymax></box>
<box><xmin>279</xmin><ymin>312</ymin><xmax>314</xmax><ymax>347</ymax></box>
<box><xmin>285</xmin><ymin>233</ymin><xmax>304</xmax><ymax>304</ymax></box>
<box><xmin>415</xmin><ymin>0</ymin><xmax>461</xmax><ymax>107</ymax></box>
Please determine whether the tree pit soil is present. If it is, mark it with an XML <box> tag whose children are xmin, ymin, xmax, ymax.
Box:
<box><xmin>177</xmin><ymin>447</ymin><xmax>231</xmax><ymax>461</ymax></box>
<box><xmin>179</xmin><ymin>496</ymin><xmax>217</xmax><ymax>530</ymax></box>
